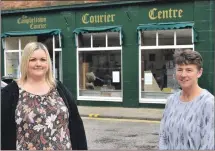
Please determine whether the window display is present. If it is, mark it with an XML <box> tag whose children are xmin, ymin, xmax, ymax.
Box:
<box><xmin>76</xmin><ymin>31</ymin><xmax>122</xmax><ymax>99</ymax></box>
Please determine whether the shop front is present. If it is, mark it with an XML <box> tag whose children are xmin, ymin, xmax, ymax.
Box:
<box><xmin>1</xmin><ymin>0</ymin><xmax>214</xmax><ymax>107</ymax></box>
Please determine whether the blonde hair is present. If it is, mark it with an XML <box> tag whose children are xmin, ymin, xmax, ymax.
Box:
<box><xmin>19</xmin><ymin>42</ymin><xmax>56</xmax><ymax>88</ymax></box>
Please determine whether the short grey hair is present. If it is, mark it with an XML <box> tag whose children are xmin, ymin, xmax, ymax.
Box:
<box><xmin>174</xmin><ymin>49</ymin><xmax>203</xmax><ymax>70</ymax></box>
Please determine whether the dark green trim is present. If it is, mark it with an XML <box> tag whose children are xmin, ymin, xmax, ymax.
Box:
<box><xmin>78</xmin><ymin>101</ymin><xmax>122</xmax><ymax>107</ymax></box>
<box><xmin>139</xmin><ymin>103</ymin><xmax>165</xmax><ymax>109</ymax></box>
<box><xmin>137</xmin><ymin>22</ymin><xmax>198</xmax><ymax>42</ymax></box>
<box><xmin>73</xmin><ymin>25</ymin><xmax>123</xmax><ymax>46</ymax></box>
<box><xmin>137</xmin><ymin>22</ymin><xmax>194</xmax><ymax>31</ymax></box>
<box><xmin>78</xmin><ymin>100</ymin><xmax>165</xmax><ymax>108</ymax></box>
<box><xmin>73</xmin><ymin>26</ymin><xmax>121</xmax><ymax>34</ymax></box>
<box><xmin>1</xmin><ymin>29</ymin><xmax>61</xmax><ymax>38</ymax></box>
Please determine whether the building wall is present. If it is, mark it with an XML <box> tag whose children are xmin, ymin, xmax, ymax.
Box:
<box><xmin>1</xmin><ymin>0</ymin><xmax>214</xmax><ymax>107</ymax></box>
<box><xmin>194</xmin><ymin>0</ymin><xmax>214</xmax><ymax>94</ymax></box>
<box><xmin>72</xmin><ymin>1</ymin><xmax>195</xmax><ymax>107</ymax></box>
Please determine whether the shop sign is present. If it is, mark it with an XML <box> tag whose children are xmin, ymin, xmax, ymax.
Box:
<box><xmin>149</xmin><ymin>8</ymin><xmax>183</xmax><ymax>20</ymax></box>
<box><xmin>17</xmin><ymin>15</ymin><xmax>47</xmax><ymax>29</ymax></box>
<box><xmin>82</xmin><ymin>13</ymin><xmax>115</xmax><ymax>24</ymax></box>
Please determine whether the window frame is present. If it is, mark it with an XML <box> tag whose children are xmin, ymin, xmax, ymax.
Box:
<box><xmin>3</xmin><ymin>34</ymin><xmax>62</xmax><ymax>81</ymax></box>
<box><xmin>138</xmin><ymin>28</ymin><xmax>195</xmax><ymax>104</ymax></box>
<box><xmin>75</xmin><ymin>31</ymin><xmax>123</xmax><ymax>102</ymax></box>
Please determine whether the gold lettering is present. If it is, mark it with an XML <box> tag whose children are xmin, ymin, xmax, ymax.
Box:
<box><xmin>90</xmin><ymin>16</ymin><xmax>94</xmax><ymax>23</ymax></box>
<box><xmin>100</xmin><ymin>15</ymin><xmax>103</xmax><ymax>23</ymax></box>
<box><xmin>163</xmin><ymin>10</ymin><xmax>168</xmax><ymax>19</ymax></box>
<box><xmin>30</xmin><ymin>24</ymin><xmax>46</xmax><ymax>29</ymax></box>
<box><xmin>111</xmin><ymin>14</ymin><xmax>115</xmax><ymax>22</ymax></box>
<box><xmin>82</xmin><ymin>13</ymin><xmax>89</xmax><ymax>24</ymax></box>
<box><xmin>149</xmin><ymin>8</ymin><xmax>183</xmax><ymax>20</ymax></box>
<box><xmin>30</xmin><ymin>24</ymin><xmax>34</xmax><ymax>29</ymax></box>
<box><xmin>158</xmin><ymin>11</ymin><xmax>162</xmax><ymax>19</ymax></box>
<box><xmin>104</xmin><ymin>14</ymin><xmax>107</xmax><ymax>22</ymax></box>
<box><xmin>17</xmin><ymin>15</ymin><xmax>47</xmax><ymax>29</ymax></box>
<box><xmin>17</xmin><ymin>18</ymin><xmax>21</xmax><ymax>24</ymax></box>
<box><xmin>178</xmin><ymin>9</ymin><xmax>183</xmax><ymax>17</ymax></box>
<box><xmin>173</xmin><ymin>10</ymin><xmax>177</xmax><ymax>18</ymax></box>
<box><xmin>149</xmin><ymin>8</ymin><xmax>157</xmax><ymax>20</ymax></box>
<box><xmin>107</xmin><ymin>15</ymin><xmax>111</xmax><ymax>22</ymax></box>
<box><xmin>95</xmin><ymin>15</ymin><xmax>99</xmax><ymax>23</ymax></box>
<box><xmin>169</xmin><ymin>8</ymin><xmax>173</xmax><ymax>18</ymax></box>
<box><xmin>81</xmin><ymin>13</ymin><xmax>116</xmax><ymax>24</ymax></box>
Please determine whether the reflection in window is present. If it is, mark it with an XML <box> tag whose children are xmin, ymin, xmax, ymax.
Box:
<box><xmin>79</xmin><ymin>51</ymin><xmax>121</xmax><ymax>97</ymax></box>
<box><xmin>5</xmin><ymin>52</ymin><xmax>19</xmax><ymax>78</ymax></box>
<box><xmin>5</xmin><ymin>37</ymin><xmax>19</xmax><ymax>50</ymax></box>
<box><xmin>141</xmin><ymin>31</ymin><xmax>156</xmax><ymax>46</ymax></box>
<box><xmin>158</xmin><ymin>30</ymin><xmax>174</xmax><ymax>45</ymax></box>
<box><xmin>140</xmin><ymin>28</ymin><xmax>194</xmax><ymax>100</ymax></box>
<box><xmin>141</xmin><ymin>29</ymin><xmax>193</xmax><ymax>46</ymax></box>
<box><xmin>3</xmin><ymin>35</ymin><xmax>62</xmax><ymax>81</ymax></box>
<box><xmin>141</xmin><ymin>49</ymin><xmax>180</xmax><ymax>99</ymax></box>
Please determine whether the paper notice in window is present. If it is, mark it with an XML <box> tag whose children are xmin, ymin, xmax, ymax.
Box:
<box><xmin>144</xmin><ymin>72</ymin><xmax>153</xmax><ymax>85</ymax></box>
<box><xmin>112</xmin><ymin>71</ymin><xmax>120</xmax><ymax>83</ymax></box>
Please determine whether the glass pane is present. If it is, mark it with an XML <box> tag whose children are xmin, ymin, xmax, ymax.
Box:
<box><xmin>141</xmin><ymin>31</ymin><xmax>156</xmax><ymax>46</ymax></box>
<box><xmin>108</xmin><ymin>32</ymin><xmax>120</xmax><ymax>47</ymax></box>
<box><xmin>93</xmin><ymin>32</ymin><xmax>106</xmax><ymax>47</ymax></box>
<box><xmin>5</xmin><ymin>37</ymin><xmax>19</xmax><ymax>50</ymax></box>
<box><xmin>79</xmin><ymin>50</ymin><xmax>122</xmax><ymax>97</ymax></box>
<box><xmin>78</xmin><ymin>33</ymin><xmax>91</xmax><ymax>48</ymax></box>
<box><xmin>158</xmin><ymin>30</ymin><xmax>174</xmax><ymax>45</ymax></box>
<box><xmin>5</xmin><ymin>52</ymin><xmax>19</xmax><ymax>78</ymax></box>
<box><xmin>54</xmin><ymin>51</ymin><xmax>62</xmax><ymax>81</ymax></box>
<box><xmin>54</xmin><ymin>35</ymin><xmax>61</xmax><ymax>48</ymax></box>
<box><xmin>176</xmin><ymin>29</ymin><xmax>192</xmax><ymax>45</ymax></box>
<box><xmin>141</xmin><ymin>49</ymin><xmax>181</xmax><ymax>99</ymax></box>
<box><xmin>21</xmin><ymin>36</ymin><xmax>37</xmax><ymax>50</ymax></box>
<box><xmin>38</xmin><ymin>35</ymin><xmax>53</xmax><ymax>57</ymax></box>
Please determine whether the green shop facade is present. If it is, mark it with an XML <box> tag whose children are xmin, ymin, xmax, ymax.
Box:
<box><xmin>1</xmin><ymin>0</ymin><xmax>214</xmax><ymax>107</ymax></box>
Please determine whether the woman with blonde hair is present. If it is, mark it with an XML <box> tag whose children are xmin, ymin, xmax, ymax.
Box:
<box><xmin>1</xmin><ymin>42</ymin><xmax>87</xmax><ymax>150</ymax></box>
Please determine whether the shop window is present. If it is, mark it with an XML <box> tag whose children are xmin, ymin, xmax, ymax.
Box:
<box><xmin>77</xmin><ymin>32</ymin><xmax>121</xmax><ymax>48</ymax></box>
<box><xmin>38</xmin><ymin>34</ymin><xmax>63</xmax><ymax>81</ymax></box>
<box><xmin>76</xmin><ymin>31</ymin><xmax>122</xmax><ymax>100</ymax></box>
<box><xmin>141</xmin><ymin>31</ymin><xmax>156</xmax><ymax>46</ymax></box>
<box><xmin>139</xmin><ymin>28</ymin><xmax>194</xmax><ymax>103</ymax></box>
<box><xmin>3</xmin><ymin>34</ymin><xmax>62</xmax><ymax>81</ymax></box>
<box><xmin>141</xmin><ymin>29</ymin><xmax>193</xmax><ymax>47</ymax></box>
<box><xmin>93</xmin><ymin>33</ymin><xmax>106</xmax><ymax>47</ymax></box>
<box><xmin>176</xmin><ymin>29</ymin><xmax>192</xmax><ymax>45</ymax></box>
<box><xmin>4</xmin><ymin>36</ymin><xmax>37</xmax><ymax>79</ymax></box>
<box><xmin>5</xmin><ymin>52</ymin><xmax>19</xmax><ymax>78</ymax></box>
<box><xmin>149</xmin><ymin>53</ymin><xmax>156</xmax><ymax>61</ymax></box>
<box><xmin>78</xmin><ymin>33</ymin><xmax>91</xmax><ymax>48</ymax></box>
<box><xmin>108</xmin><ymin>32</ymin><xmax>120</xmax><ymax>47</ymax></box>
<box><xmin>158</xmin><ymin>30</ymin><xmax>174</xmax><ymax>45</ymax></box>
<box><xmin>5</xmin><ymin>37</ymin><xmax>19</xmax><ymax>50</ymax></box>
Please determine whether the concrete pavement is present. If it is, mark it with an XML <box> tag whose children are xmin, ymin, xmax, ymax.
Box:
<box><xmin>78</xmin><ymin>106</ymin><xmax>164</xmax><ymax>121</ymax></box>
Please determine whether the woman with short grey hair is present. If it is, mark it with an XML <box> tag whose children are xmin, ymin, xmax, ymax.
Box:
<box><xmin>159</xmin><ymin>49</ymin><xmax>214</xmax><ymax>150</ymax></box>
